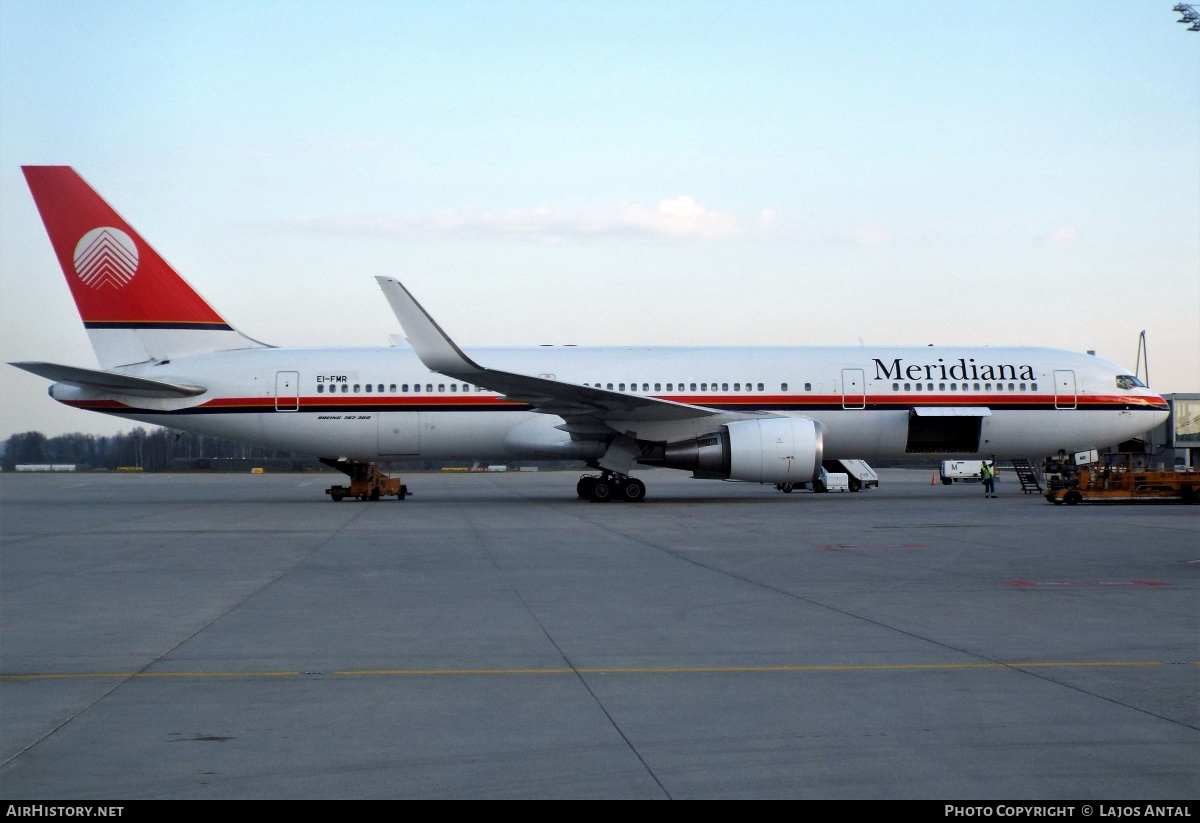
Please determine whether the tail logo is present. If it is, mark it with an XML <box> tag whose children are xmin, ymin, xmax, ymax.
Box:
<box><xmin>73</xmin><ymin>227</ymin><xmax>139</xmax><ymax>289</ymax></box>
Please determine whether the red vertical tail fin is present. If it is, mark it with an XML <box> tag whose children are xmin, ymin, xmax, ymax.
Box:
<box><xmin>22</xmin><ymin>166</ymin><xmax>266</xmax><ymax>368</ymax></box>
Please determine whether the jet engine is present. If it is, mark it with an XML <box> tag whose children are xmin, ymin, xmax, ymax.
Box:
<box><xmin>640</xmin><ymin>417</ymin><xmax>824</xmax><ymax>484</ymax></box>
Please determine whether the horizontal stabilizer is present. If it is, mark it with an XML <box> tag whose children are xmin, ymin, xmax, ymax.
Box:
<box><xmin>9</xmin><ymin>361</ymin><xmax>206</xmax><ymax>398</ymax></box>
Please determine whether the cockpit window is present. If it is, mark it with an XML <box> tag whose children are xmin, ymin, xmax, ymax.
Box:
<box><xmin>1115</xmin><ymin>375</ymin><xmax>1145</xmax><ymax>389</ymax></box>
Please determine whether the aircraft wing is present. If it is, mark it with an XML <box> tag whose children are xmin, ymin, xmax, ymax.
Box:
<box><xmin>376</xmin><ymin>277</ymin><xmax>722</xmax><ymax>423</ymax></box>
<box><xmin>10</xmin><ymin>361</ymin><xmax>206</xmax><ymax>398</ymax></box>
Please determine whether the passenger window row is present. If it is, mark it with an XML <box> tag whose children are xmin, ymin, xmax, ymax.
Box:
<box><xmin>581</xmin><ymin>382</ymin><xmax>799</xmax><ymax>393</ymax></box>
<box><xmin>890</xmin><ymin>382</ymin><xmax>1038</xmax><ymax>392</ymax></box>
<box><xmin>316</xmin><ymin>382</ymin><xmax>481</xmax><ymax>394</ymax></box>
<box><xmin>315</xmin><ymin>380</ymin><xmax>835</xmax><ymax>396</ymax></box>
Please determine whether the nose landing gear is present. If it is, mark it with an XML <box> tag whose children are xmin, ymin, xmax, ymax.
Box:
<box><xmin>577</xmin><ymin>472</ymin><xmax>646</xmax><ymax>503</ymax></box>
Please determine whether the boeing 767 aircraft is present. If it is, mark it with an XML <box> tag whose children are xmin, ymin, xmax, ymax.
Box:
<box><xmin>10</xmin><ymin>167</ymin><xmax>1170</xmax><ymax>501</ymax></box>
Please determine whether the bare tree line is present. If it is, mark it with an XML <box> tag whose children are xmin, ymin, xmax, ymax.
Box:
<box><xmin>1</xmin><ymin>427</ymin><xmax>299</xmax><ymax>471</ymax></box>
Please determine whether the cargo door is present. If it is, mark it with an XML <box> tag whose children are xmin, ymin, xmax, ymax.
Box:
<box><xmin>1054</xmin><ymin>370</ymin><xmax>1077</xmax><ymax>410</ymax></box>
<box><xmin>274</xmin><ymin>371</ymin><xmax>299</xmax><ymax>412</ymax></box>
<box><xmin>841</xmin><ymin>368</ymin><xmax>865</xmax><ymax>409</ymax></box>
<box><xmin>378</xmin><ymin>412</ymin><xmax>420</xmax><ymax>455</ymax></box>
<box><xmin>905</xmin><ymin>407</ymin><xmax>990</xmax><ymax>453</ymax></box>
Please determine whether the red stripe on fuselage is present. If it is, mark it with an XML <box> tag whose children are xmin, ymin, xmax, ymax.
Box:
<box><xmin>59</xmin><ymin>392</ymin><xmax>1167</xmax><ymax>413</ymax></box>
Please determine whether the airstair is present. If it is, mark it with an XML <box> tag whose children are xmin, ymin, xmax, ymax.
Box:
<box><xmin>1010</xmin><ymin>459</ymin><xmax>1043</xmax><ymax>495</ymax></box>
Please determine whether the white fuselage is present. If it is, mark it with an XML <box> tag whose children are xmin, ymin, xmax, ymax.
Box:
<box><xmin>50</xmin><ymin>344</ymin><xmax>1169</xmax><ymax>464</ymax></box>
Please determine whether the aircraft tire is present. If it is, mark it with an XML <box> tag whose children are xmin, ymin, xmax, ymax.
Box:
<box><xmin>777</xmin><ymin>482</ymin><xmax>794</xmax><ymax>493</ymax></box>
<box><xmin>622</xmin><ymin>478</ymin><xmax>646</xmax><ymax>502</ymax></box>
<box><xmin>590</xmin><ymin>479</ymin><xmax>613</xmax><ymax>502</ymax></box>
<box><xmin>577</xmin><ymin>476</ymin><xmax>597</xmax><ymax>500</ymax></box>
<box><xmin>813</xmin><ymin>479</ymin><xmax>826</xmax><ymax>493</ymax></box>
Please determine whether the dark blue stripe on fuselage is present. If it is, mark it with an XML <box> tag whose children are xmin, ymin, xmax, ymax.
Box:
<box><xmin>83</xmin><ymin>321</ymin><xmax>234</xmax><ymax>330</ymax></box>
<box><xmin>87</xmin><ymin>401</ymin><xmax>1166</xmax><ymax>416</ymax></box>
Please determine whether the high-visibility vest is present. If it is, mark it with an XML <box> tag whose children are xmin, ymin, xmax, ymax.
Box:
<box><xmin>981</xmin><ymin>463</ymin><xmax>993</xmax><ymax>480</ymax></box>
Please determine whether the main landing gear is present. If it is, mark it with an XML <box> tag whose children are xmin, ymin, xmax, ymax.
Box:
<box><xmin>577</xmin><ymin>472</ymin><xmax>646</xmax><ymax>503</ymax></box>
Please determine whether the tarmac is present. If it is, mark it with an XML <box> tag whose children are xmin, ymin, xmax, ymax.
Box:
<box><xmin>1</xmin><ymin>468</ymin><xmax>1196</xmax><ymax>799</ymax></box>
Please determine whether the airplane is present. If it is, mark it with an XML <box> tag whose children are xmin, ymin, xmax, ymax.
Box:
<box><xmin>9</xmin><ymin>166</ymin><xmax>1171</xmax><ymax>502</ymax></box>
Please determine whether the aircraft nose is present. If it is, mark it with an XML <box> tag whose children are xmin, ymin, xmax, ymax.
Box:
<box><xmin>1146</xmin><ymin>394</ymin><xmax>1171</xmax><ymax>428</ymax></box>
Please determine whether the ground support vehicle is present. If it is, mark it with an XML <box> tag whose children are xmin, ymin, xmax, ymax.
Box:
<box><xmin>1045</xmin><ymin>454</ymin><xmax>1198</xmax><ymax>505</ymax></box>
<box><xmin>824</xmin><ymin>459</ymin><xmax>878</xmax><ymax>492</ymax></box>
<box><xmin>776</xmin><ymin>459</ymin><xmax>878</xmax><ymax>493</ymax></box>
<box><xmin>940</xmin><ymin>459</ymin><xmax>985</xmax><ymax>484</ymax></box>
<box><xmin>813</xmin><ymin>468</ymin><xmax>850</xmax><ymax>493</ymax></box>
<box><xmin>323</xmin><ymin>460</ymin><xmax>408</xmax><ymax>502</ymax></box>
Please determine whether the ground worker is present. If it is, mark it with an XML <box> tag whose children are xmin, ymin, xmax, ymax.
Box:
<box><xmin>981</xmin><ymin>458</ymin><xmax>997</xmax><ymax>498</ymax></box>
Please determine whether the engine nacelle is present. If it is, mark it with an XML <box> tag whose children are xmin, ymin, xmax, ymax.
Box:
<box><xmin>726</xmin><ymin>417</ymin><xmax>824</xmax><ymax>484</ymax></box>
<box><xmin>641</xmin><ymin>417</ymin><xmax>824</xmax><ymax>484</ymax></box>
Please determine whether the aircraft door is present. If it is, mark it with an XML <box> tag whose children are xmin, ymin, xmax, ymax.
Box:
<box><xmin>1053</xmin><ymin>370</ymin><xmax>1077</xmax><ymax>410</ymax></box>
<box><xmin>275</xmin><ymin>371</ymin><xmax>299</xmax><ymax>412</ymax></box>
<box><xmin>378</xmin><ymin>412</ymin><xmax>420</xmax><ymax>455</ymax></box>
<box><xmin>841</xmin><ymin>368</ymin><xmax>866</xmax><ymax>409</ymax></box>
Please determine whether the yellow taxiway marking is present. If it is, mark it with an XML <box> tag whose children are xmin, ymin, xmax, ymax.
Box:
<box><xmin>0</xmin><ymin>671</ymin><xmax>302</xmax><ymax>680</ymax></box>
<box><xmin>1</xmin><ymin>660</ymin><xmax>1193</xmax><ymax>682</ymax></box>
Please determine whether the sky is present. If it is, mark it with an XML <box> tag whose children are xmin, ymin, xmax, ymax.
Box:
<box><xmin>1</xmin><ymin>0</ymin><xmax>1197</xmax><ymax>438</ymax></box>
